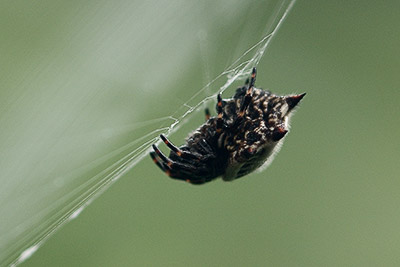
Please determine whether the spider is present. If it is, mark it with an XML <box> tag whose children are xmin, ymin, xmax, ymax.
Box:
<box><xmin>150</xmin><ymin>68</ymin><xmax>305</xmax><ymax>185</ymax></box>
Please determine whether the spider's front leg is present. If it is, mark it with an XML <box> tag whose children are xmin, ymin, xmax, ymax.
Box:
<box><xmin>150</xmin><ymin>135</ymin><xmax>213</xmax><ymax>184</ymax></box>
<box><xmin>239</xmin><ymin>67</ymin><xmax>256</xmax><ymax>116</ymax></box>
<box><xmin>215</xmin><ymin>93</ymin><xmax>224</xmax><ymax>133</ymax></box>
<box><xmin>205</xmin><ymin>108</ymin><xmax>211</xmax><ymax>121</ymax></box>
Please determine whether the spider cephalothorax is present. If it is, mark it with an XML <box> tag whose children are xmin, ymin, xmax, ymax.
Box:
<box><xmin>150</xmin><ymin>68</ymin><xmax>305</xmax><ymax>185</ymax></box>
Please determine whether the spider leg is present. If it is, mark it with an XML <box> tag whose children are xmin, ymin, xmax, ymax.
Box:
<box><xmin>159</xmin><ymin>134</ymin><xmax>199</xmax><ymax>160</ymax></box>
<box><xmin>150</xmin><ymin>151</ymin><xmax>176</xmax><ymax>178</ymax></box>
<box><xmin>198</xmin><ymin>139</ymin><xmax>214</xmax><ymax>155</ymax></box>
<box><xmin>248</xmin><ymin>67</ymin><xmax>257</xmax><ymax>89</ymax></box>
<box><xmin>151</xmin><ymin>145</ymin><xmax>208</xmax><ymax>184</ymax></box>
<box><xmin>152</xmin><ymin>145</ymin><xmax>201</xmax><ymax>173</ymax></box>
<box><xmin>151</xmin><ymin>144</ymin><xmax>174</xmax><ymax>176</ymax></box>
<box><xmin>150</xmin><ymin>153</ymin><xmax>178</xmax><ymax>178</ymax></box>
<box><xmin>151</xmin><ymin>145</ymin><xmax>190</xmax><ymax>179</ymax></box>
<box><xmin>159</xmin><ymin>134</ymin><xmax>182</xmax><ymax>157</ymax></box>
<box><xmin>152</xmin><ymin>144</ymin><xmax>172</xmax><ymax>166</ymax></box>
<box><xmin>168</xmin><ymin>161</ymin><xmax>210</xmax><ymax>184</ymax></box>
<box><xmin>216</xmin><ymin>93</ymin><xmax>223</xmax><ymax>133</ymax></box>
<box><xmin>205</xmin><ymin>108</ymin><xmax>211</xmax><ymax>121</ymax></box>
<box><xmin>239</xmin><ymin>67</ymin><xmax>257</xmax><ymax>116</ymax></box>
<box><xmin>150</xmin><ymin>151</ymin><xmax>165</xmax><ymax>171</ymax></box>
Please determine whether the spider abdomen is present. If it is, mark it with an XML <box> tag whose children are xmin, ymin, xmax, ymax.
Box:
<box><xmin>223</xmin><ymin>141</ymin><xmax>282</xmax><ymax>180</ymax></box>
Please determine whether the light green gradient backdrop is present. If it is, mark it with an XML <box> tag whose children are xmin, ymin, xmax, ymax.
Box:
<box><xmin>1</xmin><ymin>0</ymin><xmax>399</xmax><ymax>266</ymax></box>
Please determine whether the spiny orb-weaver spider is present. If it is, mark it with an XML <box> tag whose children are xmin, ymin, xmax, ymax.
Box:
<box><xmin>150</xmin><ymin>68</ymin><xmax>305</xmax><ymax>185</ymax></box>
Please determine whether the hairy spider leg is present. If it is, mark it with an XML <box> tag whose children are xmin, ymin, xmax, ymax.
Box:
<box><xmin>150</xmin><ymin>150</ymin><xmax>182</xmax><ymax>179</ymax></box>
<box><xmin>152</xmin><ymin>144</ymin><xmax>171</xmax><ymax>165</ymax></box>
<box><xmin>216</xmin><ymin>93</ymin><xmax>223</xmax><ymax>133</ymax></box>
<box><xmin>205</xmin><ymin>108</ymin><xmax>211</xmax><ymax>121</ymax></box>
<box><xmin>152</xmin><ymin>144</ymin><xmax>194</xmax><ymax>179</ymax></box>
<box><xmin>151</xmin><ymin>144</ymin><xmax>173</xmax><ymax>175</ymax></box>
<box><xmin>151</xmin><ymin>144</ymin><xmax>209</xmax><ymax>184</ymax></box>
<box><xmin>150</xmin><ymin>152</ymin><xmax>166</xmax><ymax>171</ymax></box>
<box><xmin>249</xmin><ymin>67</ymin><xmax>256</xmax><ymax>87</ymax></box>
<box><xmin>160</xmin><ymin>134</ymin><xmax>199</xmax><ymax>159</ymax></box>
<box><xmin>160</xmin><ymin>134</ymin><xmax>182</xmax><ymax>157</ymax></box>
<box><xmin>239</xmin><ymin>67</ymin><xmax>257</xmax><ymax>116</ymax></box>
<box><xmin>150</xmin><ymin>148</ymin><xmax>184</xmax><ymax>180</ymax></box>
<box><xmin>197</xmin><ymin>139</ymin><xmax>214</xmax><ymax>156</ymax></box>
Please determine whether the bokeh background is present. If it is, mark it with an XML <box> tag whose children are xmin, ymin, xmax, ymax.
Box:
<box><xmin>1</xmin><ymin>0</ymin><xmax>400</xmax><ymax>266</ymax></box>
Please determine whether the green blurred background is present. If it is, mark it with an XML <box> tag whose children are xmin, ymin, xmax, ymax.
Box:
<box><xmin>1</xmin><ymin>0</ymin><xmax>400</xmax><ymax>266</ymax></box>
